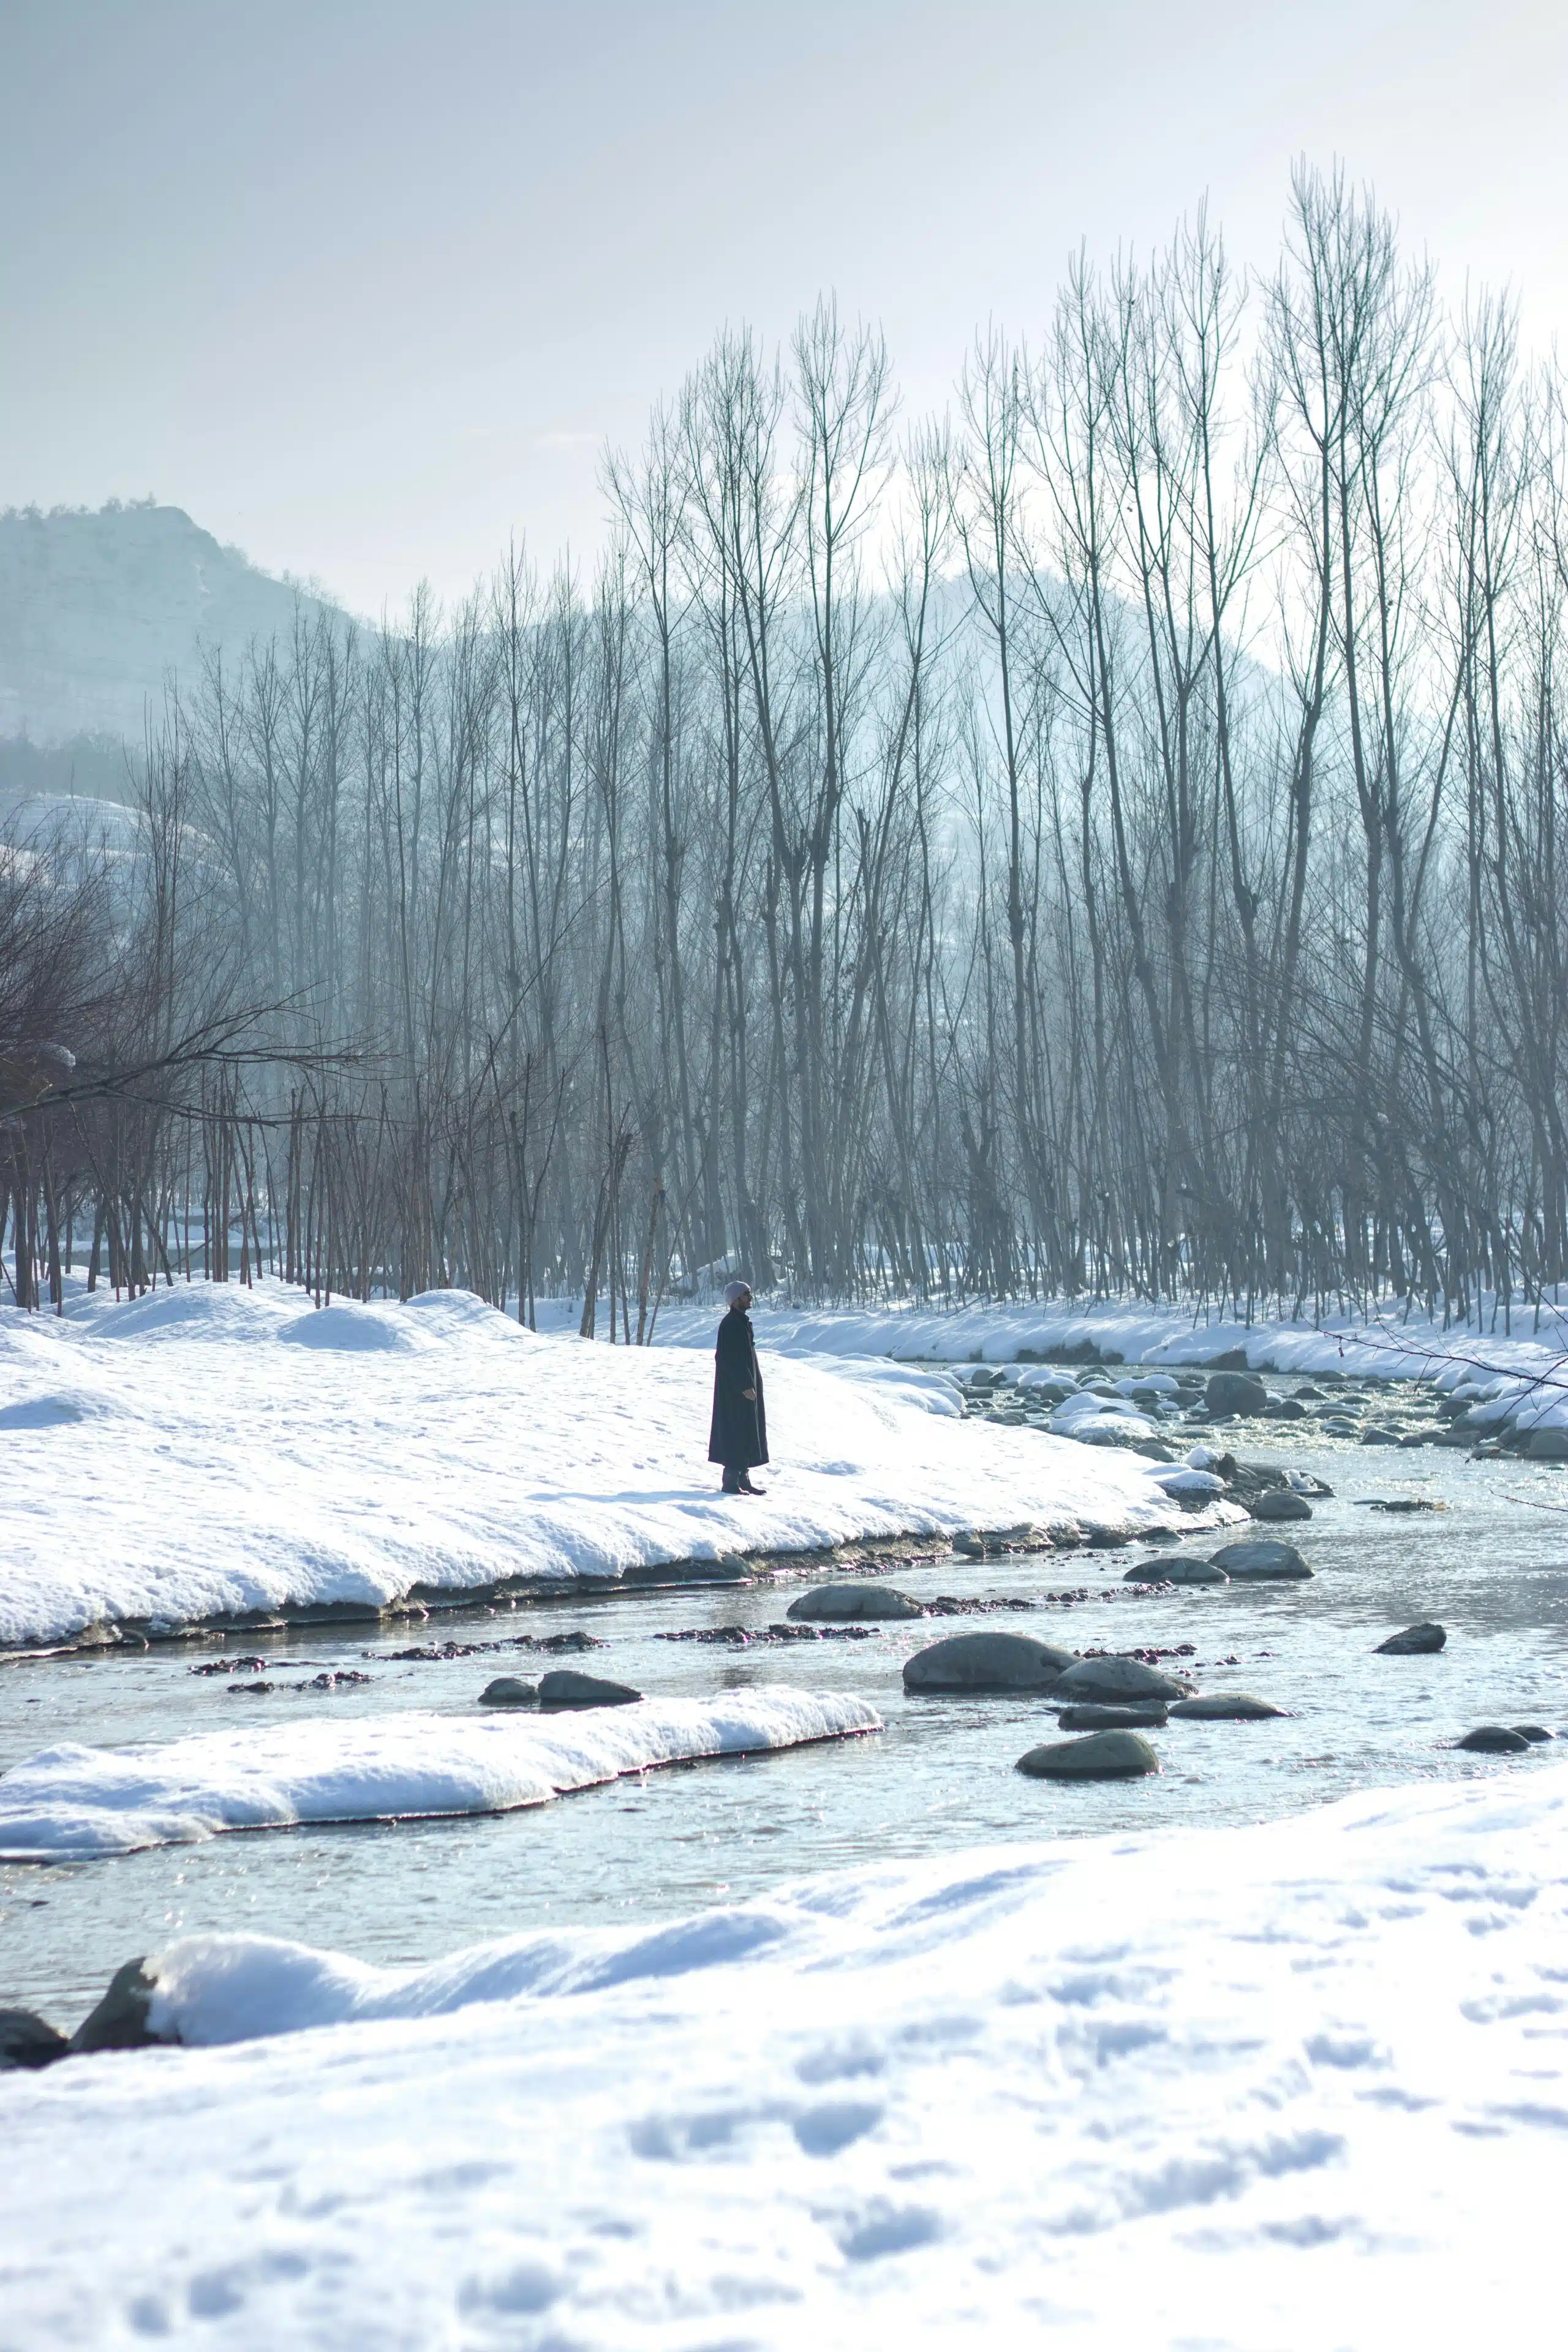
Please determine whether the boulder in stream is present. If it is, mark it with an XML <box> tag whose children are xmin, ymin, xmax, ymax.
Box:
<box><xmin>903</xmin><ymin>1631</ymin><xmax>1072</xmax><ymax>1694</ymax></box>
<box><xmin>1455</xmin><ymin>1725</ymin><xmax>1531</xmax><ymax>1754</ymax></box>
<box><xmin>479</xmin><ymin>1676</ymin><xmax>540</xmax><ymax>1706</ymax></box>
<box><xmin>1055</xmin><ymin>1702</ymin><xmax>1169</xmax><ymax>1729</ymax></box>
<box><xmin>1016</xmin><ymin>1730</ymin><xmax>1161</xmax><ymax>1779</ymax></box>
<box><xmin>1053</xmin><ymin>1655</ymin><xmax>1193</xmax><ymax>1703</ymax></box>
<box><xmin>786</xmin><ymin>1582</ymin><xmax>923</xmax><ymax>1623</ymax></box>
<box><xmin>1168</xmin><ymin>1694</ymin><xmax>1286</xmax><ymax>1721</ymax></box>
<box><xmin>1522</xmin><ymin>1427</ymin><xmax>1568</xmax><ymax>1460</ymax></box>
<box><xmin>1376</xmin><ymin>1623</ymin><xmax>1446</xmax><ymax>1655</ymax></box>
<box><xmin>1248</xmin><ymin>1489</ymin><xmax>1313</xmax><ymax>1522</ymax></box>
<box><xmin>537</xmin><ymin>1670</ymin><xmax>643</xmax><ymax>1710</ymax></box>
<box><xmin>0</xmin><ymin>2009</ymin><xmax>68</xmax><ymax>2071</ymax></box>
<box><xmin>1121</xmin><ymin>1555</ymin><xmax>1229</xmax><ymax>1586</ymax></box>
<box><xmin>1206</xmin><ymin>1371</ymin><xmax>1268</xmax><ymax>1417</ymax></box>
<box><xmin>1209</xmin><ymin>1539</ymin><xmax>1313</xmax><ymax>1580</ymax></box>
<box><xmin>68</xmin><ymin>1959</ymin><xmax>172</xmax><ymax>2054</ymax></box>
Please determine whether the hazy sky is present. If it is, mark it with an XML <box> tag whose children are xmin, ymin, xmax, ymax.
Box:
<box><xmin>6</xmin><ymin>0</ymin><xmax>1566</xmax><ymax>614</ymax></box>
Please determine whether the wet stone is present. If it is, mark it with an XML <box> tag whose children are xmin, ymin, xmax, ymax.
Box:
<box><xmin>654</xmin><ymin>1623</ymin><xmax>875</xmax><ymax>1645</ymax></box>
<box><xmin>1513</xmin><ymin>1725</ymin><xmax>1556</xmax><ymax>1743</ymax></box>
<box><xmin>902</xmin><ymin>1632</ymin><xmax>1073</xmax><ymax>1694</ymax></box>
<box><xmin>68</xmin><ymin>1959</ymin><xmax>170</xmax><ymax>2055</ymax></box>
<box><xmin>1167</xmin><ymin>1694</ymin><xmax>1286</xmax><ymax>1721</ymax></box>
<box><xmin>1206</xmin><ymin>1371</ymin><xmax>1268</xmax><ymax>1417</ymax></box>
<box><xmin>479</xmin><ymin>1677</ymin><xmax>539</xmax><ymax>1707</ymax></box>
<box><xmin>785</xmin><ymin>1582</ymin><xmax>924</xmax><ymax>1624</ymax></box>
<box><xmin>1209</xmin><ymin>1539</ymin><xmax>1313</xmax><ymax>1580</ymax></box>
<box><xmin>1055</xmin><ymin>1702</ymin><xmax>1169</xmax><ymax>1730</ymax></box>
<box><xmin>537</xmin><ymin>1670</ymin><xmax>644</xmax><ymax>1710</ymax></box>
<box><xmin>0</xmin><ymin>2008</ymin><xmax>68</xmax><ymax>2071</ymax></box>
<box><xmin>1052</xmin><ymin>1655</ymin><xmax>1193</xmax><ymax>1703</ymax></box>
<box><xmin>1121</xmin><ymin>1556</ymin><xmax>1229</xmax><ymax>1586</ymax></box>
<box><xmin>1376</xmin><ymin>1622</ymin><xmax>1446</xmax><ymax>1655</ymax></box>
<box><xmin>1016</xmin><ymin>1730</ymin><xmax>1161</xmax><ymax>1780</ymax></box>
<box><xmin>1456</xmin><ymin>1725</ymin><xmax>1531</xmax><ymax>1754</ymax></box>
<box><xmin>1248</xmin><ymin>1490</ymin><xmax>1313</xmax><ymax>1522</ymax></box>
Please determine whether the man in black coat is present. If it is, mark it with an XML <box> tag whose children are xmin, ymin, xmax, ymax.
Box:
<box><xmin>709</xmin><ymin>1280</ymin><xmax>767</xmax><ymax>1494</ymax></box>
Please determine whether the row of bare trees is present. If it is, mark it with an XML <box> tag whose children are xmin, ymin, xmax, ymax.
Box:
<box><xmin>6</xmin><ymin>165</ymin><xmax>1568</xmax><ymax>1327</ymax></box>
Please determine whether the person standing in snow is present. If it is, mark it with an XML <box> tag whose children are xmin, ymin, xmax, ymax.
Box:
<box><xmin>709</xmin><ymin>1279</ymin><xmax>767</xmax><ymax>1494</ymax></box>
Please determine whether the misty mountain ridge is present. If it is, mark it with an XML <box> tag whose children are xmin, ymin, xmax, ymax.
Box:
<box><xmin>0</xmin><ymin>500</ymin><xmax>348</xmax><ymax>757</ymax></box>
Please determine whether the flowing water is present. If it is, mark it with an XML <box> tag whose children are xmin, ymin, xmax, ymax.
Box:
<box><xmin>4</xmin><ymin>1373</ymin><xmax>1567</xmax><ymax>2029</ymax></box>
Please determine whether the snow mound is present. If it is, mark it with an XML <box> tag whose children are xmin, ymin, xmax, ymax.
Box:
<box><xmin>0</xmin><ymin>1392</ymin><xmax>93</xmax><ymax>1429</ymax></box>
<box><xmin>277</xmin><ymin>1304</ymin><xmax>418</xmax><ymax>1352</ymax></box>
<box><xmin>0</xmin><ymin>1689</ymin><xmax>882</xmax><ymax>1860</ymax></box>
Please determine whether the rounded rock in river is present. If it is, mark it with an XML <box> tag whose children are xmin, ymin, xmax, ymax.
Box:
<box><xmin>479</xmin><ymin>1676</ymin><xmax>540</xmax><ymax>1708</ymax></box>
<box><xmin>902</xmin><ymin>1632</ymin><xmax>1072</xmax><ymax>1694</ymax></box>
<box><xmin>1123</xmin><ymin>1555</ymin><xmax>1229</xmax><ymax>1586</ymax></box>
<box><xmin>1016</xmin><ymin>1730</ymin><xmax>1161</xmax><ymax>1780</ymax></box>
<box><xmin>1375</xmin><ymin>1622</ymin><xmax>1446</xmax><ymax>1656</ymax></box>
<box><xmin>1205</xmin><ymin>1371</ymin><xmax>1268</xmax><ymax>1417</ymax></box>
<box><xmin>785</xmin><ymin>1582</ymin><xmax>924</xmax><ymax>1623</ymax></box>
<box><xmin>1052</xmin><ymin>1656</ymin><xmax>1194</xmax><ymax>1703</ymax></box>
<box><xmin>1248</xmin><ymin>1489</ymin><xmax>1313</xmax><ymax>1523</ymax></box>
<box><xmin>1055</xmin><ymin>1702</ymin><xmax>1169</xmax><ymax>1730</ymax></box>
<box><xmin>1167</xmin><ymin>1694</ymin><xmax>1286</xmax><ymax>1721</ymax></box>
<box><xmin>537</xmin><ymin>1670</ymin><xmax>644</xmax><ymax>1710</ymax></box>
<box><xmin>0</xmin><ymin>2010</ymin><xmax>68</xmax><ymax>2071</ymax></box>
<box><xmin>1209</xmin><ymin>1538</ymin><xmax>1313</xmax><ymax>1581</ymax></box>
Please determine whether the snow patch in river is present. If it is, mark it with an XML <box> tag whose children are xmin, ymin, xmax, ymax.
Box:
<box><xmin>0</xmin><ymin>1689</ymin><xmax>883</xmax><ymax>1859</ymax></box>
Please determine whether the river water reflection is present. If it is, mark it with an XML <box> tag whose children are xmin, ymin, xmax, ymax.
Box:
<box><xmin>4</xmin><ymin>1373</ymin><xmax>1567</xmax><ymax>2027</ymax></box>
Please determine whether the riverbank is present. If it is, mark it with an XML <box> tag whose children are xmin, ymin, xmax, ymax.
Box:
<box><xmin>0</xmin><ymin>1284</ymin><xmax>1245</xmax><ymax>1653</ymax></box>
<box><xmin>4</xmin><ymin>1760</ymin><xmax>1562</xmax><ymax>2347</ymax></box>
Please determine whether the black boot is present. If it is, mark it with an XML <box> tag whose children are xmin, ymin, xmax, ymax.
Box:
<box><xmin>721</xmin><ymin>1466</ymin><xmax>742</xmax><ymax>1493</ymax></box>
<box><xmin>739</xmin><ymin>1475</ymin><xmax>766</xmax><ymax>1496</ymax></box>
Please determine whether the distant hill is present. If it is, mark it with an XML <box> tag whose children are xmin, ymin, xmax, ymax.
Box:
<box><xmin>0</xmin><ymin>502</ymin><xmax>349</xmax><ymax>752</ymax></box>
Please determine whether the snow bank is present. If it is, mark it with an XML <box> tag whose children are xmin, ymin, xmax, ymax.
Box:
<box><xmin>4</xmin><ymin>1765</ymin><xmax>1564</xmax><ymax>2347</ymax></box>
<box><xmin>0</xmin><ymin>1690</ymin><xmax>883</xmax><ymax>1861</ymax></box>
<box><xmin>0</xmin><ymin>1284</ymin><xmax>1236</xmax><ymax>1649</ymax></box>
<box><xmin>638</xmin><ymin>1290</ymin><xmax>1568</xmax><ymax>1395</ymax></box>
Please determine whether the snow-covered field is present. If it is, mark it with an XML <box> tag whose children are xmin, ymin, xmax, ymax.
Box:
<box><xmin>3</xmin><ymin>1761</ymin><xmax>1562</xmax><ymax>2348</ymax></box>
<box><xmin>0</xmin><ymin>1690</ymin><xmax>883</xmax><ymax>1860</ymax></box>
<box><xmin>0</xmin><ymin>1283</ymin><xmax>1242</xmax><ymax>1651</ymax></box>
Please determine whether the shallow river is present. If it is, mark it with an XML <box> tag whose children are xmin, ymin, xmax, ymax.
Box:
<box><xmin>4</xmin><ymin>1372</ymin><xmax>1567</xmax><ymax>2029</ymax></box>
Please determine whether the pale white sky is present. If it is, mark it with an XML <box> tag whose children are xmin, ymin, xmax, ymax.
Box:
<box><xmin>6</xmin><ymin>0</ymin><xmax>1566</xmax><ymax>614</ymax></box>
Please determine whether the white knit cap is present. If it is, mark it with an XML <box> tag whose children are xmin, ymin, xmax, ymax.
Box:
<box><xmin>722</xmin><ymin>1279</ymin><xmax>753</xmax><ymax>1304</ymax></box>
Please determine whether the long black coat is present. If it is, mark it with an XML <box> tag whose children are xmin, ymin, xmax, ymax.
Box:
<box><xmin>708</xmin><ymin>1307</ymin><xmax>769</xmax><ymax>1468</ymax></box>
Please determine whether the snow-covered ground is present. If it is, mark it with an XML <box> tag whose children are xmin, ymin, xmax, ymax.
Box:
<box><xmin>624</xmin><ymin>1289</ymin><xmax>1568</xmax><ymax>1395</ymax></box>
<box><xmin>0</xmin><ymin>1690</ymin><xmax>882</xmax><ymax>1860</ymax></box>
<box><xmin>3</xmin><ymin>1760</ymin><xmax>1562</xmax><ymax>2347</ymax></box>
<box><xmin>0</xmin><ymin>1283</ymin><xmax>1242</xmax><ymax>1652</ymax></box>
